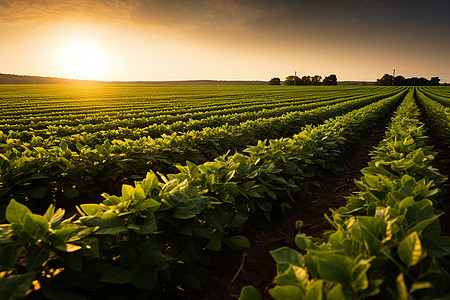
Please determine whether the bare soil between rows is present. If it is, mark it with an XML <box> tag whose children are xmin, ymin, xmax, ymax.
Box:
<box><xmin>197</xmin><ymin>111</ymin><xmax>396</xmax><ymax>300</ymax></box>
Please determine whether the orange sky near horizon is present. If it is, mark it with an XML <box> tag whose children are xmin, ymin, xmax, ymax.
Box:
<box><xmin>1</xmin><ymin>0</ymin><xmax>449</xmax><ymax>83</ymax></box>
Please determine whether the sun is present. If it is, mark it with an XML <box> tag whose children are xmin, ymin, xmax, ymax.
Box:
<box><xmin>60</xmin><ymin>40</ymin><xmax>108</xmax><ymax>80</ymax></box>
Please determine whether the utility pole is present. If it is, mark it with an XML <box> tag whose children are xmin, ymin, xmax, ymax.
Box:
<box><xmin>294</xmin><ymin>71</ymin><xmax>297</xmax><ymax>86</ymax></box>
<box><xmin>392</xmin><ymin>68</ymin><xmax>395</xmax><ymax>86</ymax></box>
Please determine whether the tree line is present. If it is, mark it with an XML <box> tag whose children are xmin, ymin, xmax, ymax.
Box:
<box><xmin>268</xmin><ymin>74</ymin><xmax>337</xmax><ymax>85</ymax></box>
<box><xmin>375</xmin><ymin>74</ymin><xmax>441</xmax><ymax>86</ymax></box>
<box><xmin>0</xmin><ymin>73</ymin><xmax>100</xmax><ymax>84</ymax></box>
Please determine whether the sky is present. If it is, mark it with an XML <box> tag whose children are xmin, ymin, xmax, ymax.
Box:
<box><xmin>1</xmin><ymin>0</ymin><xmax>450</xmax><ymax>82</ymax></box>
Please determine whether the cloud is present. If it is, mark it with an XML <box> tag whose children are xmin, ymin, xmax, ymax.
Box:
<box><xmin>0</xmin><ymin>0</ymin><xmax>148</xmax><ymax>24</ymax></box>
<box><xmin>129</xmin><ymin>0</ymin><xmax>275</xmax><ymax>31</ymax></box>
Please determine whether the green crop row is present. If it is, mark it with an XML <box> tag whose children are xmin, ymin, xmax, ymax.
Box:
<box><xmin>0</xmin><ymin>90</ymin><xmax>407</xmax><ymax>220</ymax></box>
<box><xmin>420</xmin><ymin>87</ymin><xmax>450</xmax><ymax>107</ymax></box>
<box><xmin>1</xmin><ymin>89</ymin><xmax>385</xmax><ymax>142</ymax></box>
<box><xmin>0</xmin><ymin>89</ymin><xmax>403</xmax><ymax>299</ymax></box>
<box><xmin>0</xmin><ymin>85</ymin><xmax>391</xmax><ymax>120</ymax></box>
<box><xmin>0</xmin><ymin>88</ymin><xmax>381</xmax><ymax>128</ymax></box>
<box><xmin>1</xmin><ymin>86</ymin><xmax>387</xmax><ymax>127</ymax></box>
<box><xmin>415</xmin><ymin>89</ymin><xmax>450</xmax><ymax>147</ymax></box>
<box><xmin>240</xmin><ymin>89</ymin><xmax>450</xmax><ymax>300</ymax></box>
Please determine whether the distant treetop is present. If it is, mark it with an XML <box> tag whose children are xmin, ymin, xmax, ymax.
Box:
<box><xmin>281</xmin><ymin>74</ymin><xmax>336</xmax><ymax>85</ymax></box>
<box><xmin>268</xmin><ymin>77</ymin><xmax>281</xmax><ymax>85</ymax></box>
<box><xmin>375</xmin><ymin>74</ymin><xmax>440</xmax><ymax>86</ymax></box>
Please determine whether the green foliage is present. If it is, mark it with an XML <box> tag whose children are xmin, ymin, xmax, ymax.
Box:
<box><xmin>0</xmin><ymin>87</ymin><xmax>403</xmax><ymax>219</ymax></box>
<box><xmin>259</xmin><ymin>89</ymin><xmax>450</xmax><ymax>299</ymax></box>
<box><xmin>415</xmin><ymin>88</ymin><xmax>450</xmax><ymax>148</ymax></box>
<box><xmin>0</xmin><ymin>87</ymin><xmax>406</xmax><ymax>297</ymax></box>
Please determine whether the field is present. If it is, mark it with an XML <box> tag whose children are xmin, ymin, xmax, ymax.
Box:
<box><xmin>0</xmin><ymin>85</ymin><xmax>449</xmax><ymax>299</ymax></box>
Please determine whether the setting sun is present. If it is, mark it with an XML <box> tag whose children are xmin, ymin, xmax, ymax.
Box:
<box><xmin>60</xmin><ymin>40</ymin><xmax>108</xmax><ymax>80</ymax></box>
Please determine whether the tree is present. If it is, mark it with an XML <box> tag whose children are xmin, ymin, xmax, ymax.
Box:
<box><xmin>311</xmin><ymin>75</ymin><xmax>322</xmax><ymax>85</ymax></box>
<box><xmin>394</xmin><ymin>76</ymin><xmax>406</xmax><ymax>86</ymax></box>
<box><xmin>323</xmin><ymin>74</ymin><xmax>337</xmax><ymax>85</ymax></box>
<box><xmin>301</xmin><ymin>76</ymin><xmax>311</xmax><ymax>85</ymax></box>
<box><xmin>284</xmin><ymin>75</ymin><xmax>302</xmax><ymax>85</ymax></box>
<box><xmin>377</xmin><ymin>73</ymin><xmax>440</xmax><ymax>86</ymax></box>
<box><xmin>375</xmin><ymin>74</ymin><xmax>393</xmax><ymax>86</ymax></box>
<box><xmin>430</xmin><ymin>77</ymin><xmax>440</xmax><ymax>86</ymax></box>
<box><xmin>268</xmin><ymin>77</ymin><xmax>281</xmax><ymax>85</ymax></box>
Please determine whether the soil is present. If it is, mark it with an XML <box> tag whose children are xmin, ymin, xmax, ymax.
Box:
<box><xmin>198</xmin><ymin>111</ymin><xmax>395</xmax><ymax>300</ymax></box>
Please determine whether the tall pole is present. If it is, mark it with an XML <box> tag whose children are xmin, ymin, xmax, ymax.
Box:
<box><xmin>294</xmin><ymin>71</ymin><xmax>297</xmax><ymax>86</ymax></box>
<box><xmin>392</xmin><ymin>68</ymin><xmax>395</xmax><ymax>86</ymax></box>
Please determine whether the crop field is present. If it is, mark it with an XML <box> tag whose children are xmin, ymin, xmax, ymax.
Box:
<box><xmin>0</xmin><ymin>85</ymin><xmax>449</xmax><ymax>299</ymax></box>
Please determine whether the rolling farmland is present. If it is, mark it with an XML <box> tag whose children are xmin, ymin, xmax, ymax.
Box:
<box><xmin>0</xmin><ymin>85</ymin><xmax>449</xmax><ymax>299</ymax></box>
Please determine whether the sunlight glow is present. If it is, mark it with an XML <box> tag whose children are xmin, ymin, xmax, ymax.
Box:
<box><xmin>60</xmin><ymin>40</ymin><xmax>108</xmax><ymax>80</ymax></box>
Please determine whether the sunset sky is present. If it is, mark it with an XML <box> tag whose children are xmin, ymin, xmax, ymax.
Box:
<box><xmin>1</xmin><ymin>0</ymin><xmax>450</xmax><ymax>82</ymax></box>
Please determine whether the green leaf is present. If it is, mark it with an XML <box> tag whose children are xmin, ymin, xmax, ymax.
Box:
<box><xmin>26</xmin><ymin>173</ymin><xmax>50</xmax><ymax>181</ymax></box>
<box><xmin>396</xmin><ymin>273</ymin><xmax>408</xmax><ymax>300</ymax></box>
<box><xmin>0</xmin><ymin>272</ymin><xmax>34</xmax><ymax>300</ymax></box>
<box><xmin>80</xmin><ymin>204</ymin><xmax>106</xmax><ymax>216</ymax></box>
<box><xmin>0</xmin><ymin>153</ymin><xmax>10</xmax><ymax>168</ymax></box>
<box><xmin>138</xmin><ymin>216</ymin><xmax>158</xmax><ymax>234</ymax></box>
<box><xmin>226</xmin><ymin>235</ymin><xmax>250</xmax><ymax>252</ymax></box>
<box><xmin>53</xmin><ymin>243</ymin><xmax>82</xmax><ymax>253</ymax></box>
<box><xmin>60</xmin><ymin>141</ymin><xmax>68</xmax><ymax>151</ymax></box>
<box><xmin>101</xmin><ymin>265</ymin><xmax>132</xmax><ymax>284</ymax></box>
<box><xmin>206</xmin><ymin>230</ymin><xmax>222</xmax><ymax>251</ymax></box>
<box><xmin>131</xmin><ymin>268</ymin><xmax>158</xmax><ymax>290</ymax></box>
<box><xmin>231</xmin><ymin>214</ymin><xmax>248</xmax><ymax>228</ymax></box>
<box><xmin>225</xmin><ymin>170</ymin><xmax>236</xmax><ymax>182</ymax></box>
<box><xmin>239</xmin><ymin>286</ymin><xmax>262</xmax><ymax>300</ymax></box>
<box><xmin>122</xmin><ymin>184</ymin><xmax>134</xmax><ymax>200</ymax></box>
<box><xmin>172</xmin><ymin>207</ymin><xmax>196</xmax><ymax>219</ymax></box>
<box><xmin>269</xmin><ymin>285</ymin><xmax>303</xmax><ymax>300</ymax></box>
<box><xmin>295</xmin><ymin>234</ymin><xmax>316</xmax><ymax>251</ymax></box>
<box><xmin>270</xmin><ymin>247</ymin><xmax>304</xmax><ymax>267</ymax></box>
<box><xmin>407</xmin><ymin>214</ymin><xmax>440</xmax><ymax>235</ymax></box>
<box><xmin>351</xmin><ymin>261</ymin><xmax>370</xmax><ymax>291</ymax></box>
<box><xmin>98</xmin><ymin>211</ymin><xmax>126</xmax><ymax>234</ymax></box>
<box><xmin>78</xmin><ymin>216</ymin><xmax>101</xmax><ymax>227</ymax></box>
<box><xmin>399</xmin><ymin>197</ymin><xmax>415</xmax><ymax>210</ymax></box>
<box><xmin>26</xmin><ymin>245</ymin><xmax>49</xmax><ymax>271</ymax></box>
<box><xmin>59</xmin><ymin>251</ymin><xmax>83</xmax><ymax>271</ymax></box>
<box><xmin>0</xmin><ymin>245</ymin><xmax>22</xmax><ymax>269</ymax></box>
<box><xmin>314</xmin><ymin>254</ymin><xmax>353</xmax><ymax>284</ymax></box>
<box><xmin>102</xmin><ymin>195</ymin><xmax>122</xmax><ymax>206</ymax></box>
<box><xmin>327</xmin><ymin>284</ymin><xmax>345</xmax><ymax>300</ymax></box>
<box><xmin>49</xmin><ymin>209</ymin><xmax>65</xmax><ymax>227</ymax></box>
<box><xmin>6</xmin><ymin>199</ymin><xmax>32</xmax><ymax>227</ymax></box>
<box><xmin>255</xmin><ymin>199</ymin><xmax>272</xmax><ymax>212</ymax></box>
<box><xmin>24</xmin><ymin>214</ymin><xmax>49</xmax><ymax>239</ymax></box>
<box><xmin>142</xmin><ymin>173</ymin><xmax>159</xmax><ymax>195</ymax></box>
<box><xmin>138</xmin><ymin>198</ymin><xmax>161</xmax><ymax>213</ymax></box>
<box><xmin>43</xmin><ymin>205</ymin><xmax>55</xmax><ymax>221</ymax></box>
<box><xmin>365</xmin><ymin>174</ymin><xmax>379</xmax><ymax>187</ymax></box>
<box><xmin>62</xmin><ymin>186</ymin><xmax>79</xmax><ymax>200</ymax></box>
<box><xmin>134</xmin><ymin>184</ymin><xmax>146</xmax><ymax>202</ymax></box>
<box><xmin>95</xmin><ymin>144</ymin><xmax>104</xmax><ymax>154</ymax></box>
<box><xmin>409</xmin><ymin>281</ymin><xmax>432</xmax><ymax>293</ymax></box>
<box><xmin>398</xmin><ymin>231</ymin><xmax>422</xmax><ymax>266</ymax></box>
<box><xmin>29</xmin><ymin>187</ymin><xmax>47</xmax><ymax>199</ymax></box>
<box><xmin>328</xmin><ymin>230</ymin><xmax>345</xmax><ymax>245</ymax></box>
<box><xmin>306</xmin><ymin>280</ymin><xmax>323</xmax><ymax>300</ymax></box>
